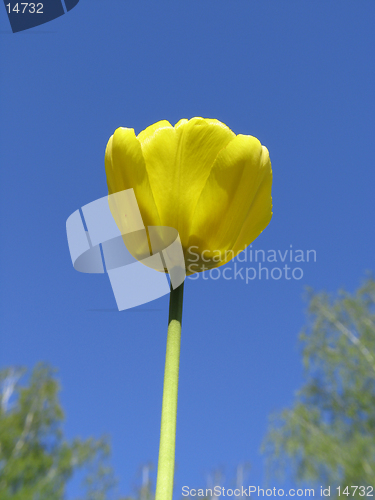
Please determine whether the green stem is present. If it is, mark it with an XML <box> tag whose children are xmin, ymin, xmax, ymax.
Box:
<box><xmin>155</xmin><ymin>282</ymin><xmax>184</xmax><ymax>500</ymax></box>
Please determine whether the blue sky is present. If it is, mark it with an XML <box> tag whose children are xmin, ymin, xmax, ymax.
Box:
<box><xmin>1</xmin><ymin>1</ymin><xmax>374</xmax><ymax>497</ymax></box>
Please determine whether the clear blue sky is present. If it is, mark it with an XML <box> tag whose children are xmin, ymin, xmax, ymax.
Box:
<box><xmin>1</xmin><ymin>1</ymin><xmax>374</xmax><ymax>497</ymax></box>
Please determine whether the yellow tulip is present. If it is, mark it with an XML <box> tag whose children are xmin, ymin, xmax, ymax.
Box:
<box><xmin>105</xmin><ymin>117</ymin><xmax>272</xmax><ymax>275</ymax></box>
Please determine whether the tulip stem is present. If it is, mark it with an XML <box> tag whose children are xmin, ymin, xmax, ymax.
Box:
<box><xmin>155</xmin><ymin>281</ymin><xmax>184</xmax><ymax>500</ymax></box>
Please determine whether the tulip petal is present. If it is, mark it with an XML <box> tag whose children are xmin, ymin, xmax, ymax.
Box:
<box><xmin>105</xmin><ymin>119</ymin><xmax>273</xmax><ymax>274</ymax></box>
<box><xmin>105</xmin><ymin>127</ymin><xmax>161</xmax><ymax>228</ymax></box>
<box><xmin>232</xmin><ymin>147</ymin><xmax>272</xmax><ymax>257</ymax></box>
<box><xmin>137</xmin><ymin>118</ymin><xmax>235</xmax><ymax>247</ymax></box>
<box><xmin>188</xmin><ymin>136</ymin><xmax>272</xmax><ymax>265</ymax></box>
<box><xmin>105</xmin><ymin>127</ymin><xmax>162</xmax><ymax>261</ymax></box>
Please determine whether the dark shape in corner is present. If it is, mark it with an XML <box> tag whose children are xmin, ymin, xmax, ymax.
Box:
<box><xmin>3</xmin><ymin>0</ymin><xmax>79</xmax><ymax>33</ymax></box>
<box><xmin>63</xmin><ymin>0</ymin><xmax>79</xmax><ymax>12</ymax></box>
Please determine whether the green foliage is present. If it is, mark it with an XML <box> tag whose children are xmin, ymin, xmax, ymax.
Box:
<box><xmin>263</xmin><ymin>277</ymin><xmax>375</xmax><ymax>488</ymax></box>
<box><xmin>0</xmin><ymin>363</ymin><xmax>116</xmax><ymax>500</ymax></box>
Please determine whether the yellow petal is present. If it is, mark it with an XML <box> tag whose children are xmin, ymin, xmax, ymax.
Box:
<box><xmin>232</xmin><ymin>148</ymin><xmax>272</xmax><ymax>256</ymax></box>
<box><xmin>105</xmin><ymin>120</ymin><xmax>273</xmax><ymax>275</ymax></box>
<box><xmin>137</xmin><ymin>118</ymin><xmax>235</xmax><ymax>247</ymax></box>
<box><xmin>105</xmin><ymin>127</ymin><xmax>162</xmax><ymax>260</ymax></box>
<box><xmin>187</xmin><ymin>136</ymin><xmax>272</xmax><ymax>268</ymax></box>
<box><xmin>105</xmin><ymin>127</ymin><xmax>161</xmax><ymax>228</ymax></box>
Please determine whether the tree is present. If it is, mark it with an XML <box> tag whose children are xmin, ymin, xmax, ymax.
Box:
<box><xmin>263</xmin><ymin>277</ymin><xmax>375</xmax><ymax>489</ymax></box>
<box><xmin>0</xmin><ymin>363</ymin><xmax>117</xmax><ymax>500</ymax></box>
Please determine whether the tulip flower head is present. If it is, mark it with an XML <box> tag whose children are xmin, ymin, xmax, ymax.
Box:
<box><xmin>105</xmin><ymin>117</ymin><xmax>272</xmax><ymax>275</ymax></box>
